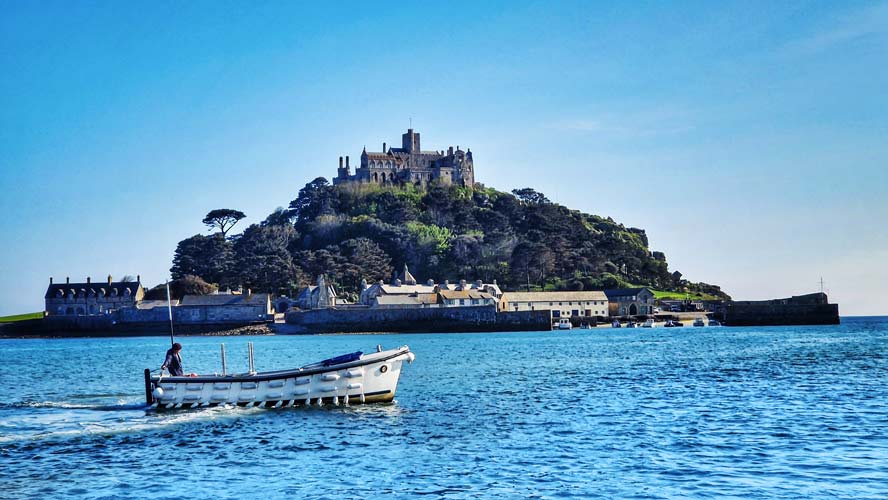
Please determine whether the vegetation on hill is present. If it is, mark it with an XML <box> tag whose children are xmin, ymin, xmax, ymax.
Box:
<box><xmin>169</xmin><ymin>179</ymin><xmax>730</xmax><ymax>300</ymax></box>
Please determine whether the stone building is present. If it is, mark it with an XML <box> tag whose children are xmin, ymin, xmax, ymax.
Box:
<box><xmin>178</xmin><ymin>290</ymin><xmax>272</xmax><ymax>322</ymax></box>
<box><xmin>498</xmin><ymin>291</ymin><xmax>609</xmax><ymax>319</ymax></box>
<box><xmin>44</xmin><ymin>275</ymin><xmax>145</xmax><ymax>316</ymax></box>
<box><xmin>359</xmin><ymin>264</ymin><xmax>502</xmax><ymax>306</ymax></box>
<box><xmin>295</xmin><ymin>275</ymin><xmax>341</xmax><ymax>310</ymax></box>
<box><xmin>604</xmin><ymin>287</ymin><xmax>656</xmax><ymax>317</ymax></box>
<box><xmin>333</xmin><ymin>128</ymin><xmax>475</xmax><ymax>187</ymax></box>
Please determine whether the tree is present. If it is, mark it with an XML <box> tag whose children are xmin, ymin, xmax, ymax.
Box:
<box><xmin>511</xmin><ymin>188</ymin><xmax>550</xmax><ymax>205</ymax></box>
<box><xmin>144</xmin><ymin>275</ymin><xmax>217</xmax><ymax>300</ymax></box>
<box><xmin>289</xmin><ymin>177</ymin><xmax>335</xmax><ymax>228</ymax></box>
<box><xmin>202</xmin><ymin>209</ymin><xmax>246</xmax><ymax>237</ymax></box>
<box><xmin>262</xmin><ymin>207</ymin><xmax>294</xmax><ymax>227</ymax></box>
<box><xmin>232</xmin><ymin>224</ymin><xmax>304</xmax><ymax>294</ymax></box>
<box><xmin>336</xmin><ymin>238</ymin><xmax>393</xmax><ymax>291</ymax></box>
<box><xmin>170</xmin><ymin>234</ymin><xmax>235</xmax><ymax>286</ymax></box>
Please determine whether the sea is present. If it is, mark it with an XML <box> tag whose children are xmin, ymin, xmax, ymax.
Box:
<box><xmin>1</xmin><ymin>317</ymin><xmax>886</xmax><ymax>499</ymax></box>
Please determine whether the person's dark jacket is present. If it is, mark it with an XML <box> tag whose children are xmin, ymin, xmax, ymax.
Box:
<box><xmin>162</xmin><ymin>349</ymin><xmax>184</xmax><ymax>376</ymax></box>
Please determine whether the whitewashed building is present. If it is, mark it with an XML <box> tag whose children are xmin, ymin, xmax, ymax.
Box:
<box><xmin>498</xmin><ymin>291</ymin><xmax>609</xmax><ymax>319</ymax></box>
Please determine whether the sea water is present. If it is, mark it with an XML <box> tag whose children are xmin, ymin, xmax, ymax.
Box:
<box><xmin>1</xmin><ymin>317</ymin><xmax>886</xmax><ymax>499</ymax></box>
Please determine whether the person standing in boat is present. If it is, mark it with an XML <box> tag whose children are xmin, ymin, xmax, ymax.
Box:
<box><xmin>161</xmin><ymin>343</ymin><xmax>184</xmax><ymax>376</ymax></box>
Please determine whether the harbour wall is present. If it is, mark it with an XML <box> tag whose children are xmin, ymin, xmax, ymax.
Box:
<box><xmin>284</xmin><ymin>305</ymin><xmax>552</xmax><ymax>334</ymax></box>
<box><xmin>725</xmin><ymin>293</ymin><xmax>839</xmax><ymax>326</ymax></box>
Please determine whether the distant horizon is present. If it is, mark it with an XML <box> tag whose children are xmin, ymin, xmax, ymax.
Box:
<box><xmin>2</xmin><ymin>1</ymin><xmax>886</xmax><ymax>316</ymax></box>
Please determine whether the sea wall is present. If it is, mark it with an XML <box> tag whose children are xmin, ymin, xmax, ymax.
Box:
<box><xmin>118</xmin><ymin>305</ymin><xmax>268</xmax><ymax>324</ymax></box>
<box><xmin>725</xmin><ymin>300</ymin><xmax>839</xmax><ymax>326</ymax></box>
<box><xmin>284</xmin><ymin>305</ymin><xmax>552</xmax><ymax>334</ymax></box>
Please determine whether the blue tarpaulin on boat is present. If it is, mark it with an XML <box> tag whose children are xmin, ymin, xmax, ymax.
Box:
<box><xmin>322</xmin><ymin>351</ymin><xmax>363</xmax><ymax>366</ymax></box>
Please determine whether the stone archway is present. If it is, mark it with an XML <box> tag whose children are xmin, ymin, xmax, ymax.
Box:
<box><xmin>629</xmin><ymin>303</ymin><xmax>638</xmax><ymax>316</ymax></box>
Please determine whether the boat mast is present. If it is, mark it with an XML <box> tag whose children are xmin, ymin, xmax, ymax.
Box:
<box><xmin>166</xmin><ymin>281</ymin><xmax>175</xmax><ymax>347</ymax></box>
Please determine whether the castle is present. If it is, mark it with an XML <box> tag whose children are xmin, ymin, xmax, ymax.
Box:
<box><xmin>334</xmin><ymin>128</ymin><xmax>475</xmax><ymax>187</ymax></box>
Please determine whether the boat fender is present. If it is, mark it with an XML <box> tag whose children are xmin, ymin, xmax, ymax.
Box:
<box><xmin>346</xmin><ymin>369</ymin><xmax>363</xmax><ymax>378</ymax></box>
<box><xmin>321</xmin><ymin>374</ymin><xmax>340</xmax><ymax>382</ymax></box>
<box><xmin>347</xmin><ymin>383</ymin><xmax>362</xmax><ymax>390</ymax></box>
<box><xmin>267</xmin><ymin>380</ymin><xmax>284</xmax><ymax>388</ymax></box>
<box><xmin>333</xmin><ymin>396</ymin><xmax>339</xmax><ymax>406</ymax></box>
<box><xmin>320</xmin><ymin>386</ymin><xmax>337</xmax><ymax>393</ymax></box>
<box><xmin>293</xmin><ymin>388</ymin><xmax>309</xmax><ymax>396</ymax></box>
<box><xmin>295</xmin><ymin>378</ymin><xmax>310</xmax><ymax>385</ymax></box>
<box><xmin>380</xmin><ymin>365</ymin><xmax>388</xmax><ymax>373</ymax></box>
<box><xmin>344</xmin><ymin>394</ymin><xmax>349</xmax><ymax>405</ymax></box>
<box><xmin>406</xmin><ymin>352</ymin><xmax>416</xmax><ymax>364</ymax></box>
<box><xmin>152</xmin><ymin>387</ymin><xmax>165</xmax><ymax>399</ymax></box>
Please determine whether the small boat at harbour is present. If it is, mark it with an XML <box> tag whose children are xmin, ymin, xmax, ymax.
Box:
<box><xmin>611</xmin><ymin>320</ymin><xmax>622</xmax><ymax>328</ymax></box>
<box><xmin>641</xmin><ymin>319</ymin><xmax>654</xmax><ymax>328</ymax></box>
<box><xmin>144</xmin><ymin>345</ymin><xmax>415</xmax><ymax>410</ymax></box>
<box><xmin>693</xmin><ymin>318</ymin><xmax>706</xmax><ymax>327</ymax></box>
<box><xmin>557</xmin><ymin>318</ymin><xmax>572</xmax><ymax>330</ymax></box>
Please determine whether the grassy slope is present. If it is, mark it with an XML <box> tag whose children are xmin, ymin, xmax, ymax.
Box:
<box><xmin>0</xmin><ymin>312</ymin><xmax>43</xmax><ymax>323</ymax></box>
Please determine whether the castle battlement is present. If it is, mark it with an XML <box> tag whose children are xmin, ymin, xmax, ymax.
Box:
<box><xmin>333</xmin><ymin>129</ymin><xmax>474</xmax><ymax>187</ymax></box>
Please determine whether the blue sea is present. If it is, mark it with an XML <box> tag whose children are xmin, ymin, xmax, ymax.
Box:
<box><xmin>1</xmin><ymin>318</ymin><xmax>887</xmax><ymax>499</ymax></box>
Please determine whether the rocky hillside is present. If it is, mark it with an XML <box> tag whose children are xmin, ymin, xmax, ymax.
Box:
<box><xmin>170</xmin><ymin>178</ymin><xmax>729</xmax><ymax>301</ymax></box>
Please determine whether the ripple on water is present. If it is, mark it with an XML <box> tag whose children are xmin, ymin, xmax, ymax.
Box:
<box><xmin>1</xmin><ymin>320</ymin><xmax>888</xmax><ymax>499</ymax></box>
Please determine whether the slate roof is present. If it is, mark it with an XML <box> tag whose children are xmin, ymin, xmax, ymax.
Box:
<box><xmin>500</xmin><ymin>291</ymin><xmax>608</xmax><ymax>303</ymax></box>
<box><xmin>439</xmin><ymin>290</ymin><xmax>495</xmax><ymax>301</ymax></box>
<box><xmin>179</xmin><ymin>293</ymin><xmax>271</xmax><ymax>306</ymax></box>
<box><xmin>45</xmin><ymin>281</ymin><xmax>141</xmax><ymax>300</ymax></box>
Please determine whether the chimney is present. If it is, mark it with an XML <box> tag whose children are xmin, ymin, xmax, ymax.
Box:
<box><xmin>50</xmin><ymin>277</ymin><xmax>53</xmax><ymax>285</ymax></box>
<box><xmin>137</xmin><ymin>274</ymin><xmax>140</xmax><ymax>282</ymax></box>
<box><xmin>448</xmin><ymin>146</ymin><xmax>454</xmax><ymax>155</ymax></box>
<box><xmin>108</xmin><ymin>275</ymin><xmax>113</xmax><ymax>284</ymax></box>
<box><xmin>346</xmin><ymin>156</ymin><xmax>350</xmax><ymax>168</ymax></box>
<box><xmin>87</xmin><ymin>276</ymin><xmax>91</xmax><ymax>284</ymax></box>
<box><xmin>383</xmin><ymin>142</ymin><xmax>386</xmax><ymax>152</ymax></box>
<box><xmin>66</xmin><ymin>277</ymin><xmax>70</xmax><ymax>284</ymax></box>
<box><xmin>339</xmin><ymin>156</ymin><xmax>343</xmax><ymax>168</ymax></box>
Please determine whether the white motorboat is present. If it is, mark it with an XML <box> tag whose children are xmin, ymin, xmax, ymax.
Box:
<box><xmin>557</xmin><ymin>318</ymin><xmax>572</xmax><ymax>330</ymax></box>
<box><xmin>144</xmin><ymin>345</ymin><xmax>415</xmax><ymax>410</ymax></box>
<box><xmin>708</xmin><ymin>319</ymin><xmax>722</xmax><ymax>327</ymax></box>
<box><xmin>693</xmin><ymin>317</ymin><xmax>706</xmax><ymax>327</ymax></box>
<box><xmin>641</xmin><ymin>319</ymin><xmax>655</xmax><ymax>328</ymax></box>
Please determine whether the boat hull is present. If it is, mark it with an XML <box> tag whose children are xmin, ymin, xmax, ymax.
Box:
<box><xmin>145</xmin><ymin>346</ymin><xmax>414</xmax><ymax>410</ymax></box>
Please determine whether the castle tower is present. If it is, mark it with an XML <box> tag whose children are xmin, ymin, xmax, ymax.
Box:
<box><xmin>402</xmin><ymin>128</ymin><xmax>420</xmax><ymax>153</ymax></box>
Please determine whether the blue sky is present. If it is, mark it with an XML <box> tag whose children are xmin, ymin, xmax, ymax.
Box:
<box><xmin>1</xmin><ymin>1</ymin><xmax>886</xmax><ymax>316</ymax></box>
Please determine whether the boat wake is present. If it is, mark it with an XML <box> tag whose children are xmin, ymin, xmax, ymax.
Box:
<box><xmin>0</xmin><ymin>400</ymin><xmax>150</xmax><ymax>412</ymax></box>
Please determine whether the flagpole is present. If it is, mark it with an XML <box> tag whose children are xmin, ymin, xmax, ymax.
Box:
<box><xmin>166</xmin><ymin>281</ymin><xmax>175</xmax><ymax>346</ymax></box>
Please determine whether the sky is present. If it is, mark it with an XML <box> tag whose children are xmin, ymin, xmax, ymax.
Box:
<box><xmin>1</xmin><ymin>1</ymin><xmax>886</xmax><ymax>316</ymax></box>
